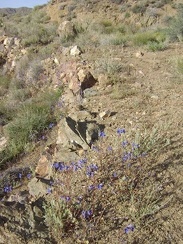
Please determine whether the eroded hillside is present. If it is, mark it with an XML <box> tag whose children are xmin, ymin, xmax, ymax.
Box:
<box><xmin>0</xmin><ymin>0</ymin><xmax>183</xmax><ymax>243</ymax></box>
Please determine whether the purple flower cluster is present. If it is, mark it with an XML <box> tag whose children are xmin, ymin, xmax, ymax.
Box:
<box><xmin>122</xmin><ymin>152</ymin><xmax>133</xmax><ymax>162</ymax></box>
<box><xmin>4</xmin><ymin>185</ymin><xmax>12</xmax><ymax>193</ymax></box>
<box><xmin>99</xmin><ymin>131</ymin><xmax>106</xmax><ymax>138</ymax></box>
<box><xmin>53</xmin><ymin>161</ymin><xmax>68</xmax><ymax>171</ymax></box>
<box><xmin>61</xmin><ymin>196</ymin><xmax>71</xmax><ymax>202</ymax></box>
<box><xmin>117</xmin><ymin>128</ymin><xmax>126</xmax><ymax>135</ymax></box>
<box><xmin>86</xmin><ymin>164</ymin><xmax>98</xmax><ymax>177</ymax></box>
<box><xmin>82</xmin><ymin>209</ymin><xmax>93</xmax><ymax>220</ymax></box>
<box><xmin>88</xmin><ymin>183</ymin><xmax>103</xmax><ymax>191</ymax></box>
<box><xmin>53</xmin><ymin>159</ymin><xmax>87</xmax><ymax>172</ymax></box>
<box><xmin>124</xmin><ymin>224</ymin><xmax>135</xmax><ymax>234</ymax></box>
<box><xmin>48</xmin><ymin>122</ymin><xmax>55</xmax><ymax>129</ymax></box>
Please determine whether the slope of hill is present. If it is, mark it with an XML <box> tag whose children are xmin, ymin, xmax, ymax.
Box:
<box><xmin>0</xmin><ymin>0</ymin><xmax>183</xmax><ymax>243</ymax></box>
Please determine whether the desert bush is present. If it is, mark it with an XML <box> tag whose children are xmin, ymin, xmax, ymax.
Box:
<box><xmin>43</xmin><ymin>197</ymin><xmax>77</xmax><ymax>240</ymax></box>
<box><xmin>42</xmin><ymin>126</ymin><xmax>171</xmax><ymax>242</ymax></box>
<box><xmin>0</xmin><ymin>75</ymin><xmax>11</xmax><ymax>96</ymax></box>
<box><xmin>95</xmin><ymin>58</ymin><xmax>123</xmax><ymax>75</ymax></box>
<box><xmin>147</xmin><ymin>41</ymin><xmax>167</xmax><ymax>51</ymax></box>
<box><xmin>0</xmin><ymin>89</ymin><xmax>61</xmax><ymax>165</ymax></box>
<box><xmin>167</xmin><ymin>4</ymin><xmax>183</xmax><ymax>42</ymax></box>
<box><xmin>131</xmin><ymin>3</ymin><xmax>147</xmax><ymax>14</ymax></box>
<box><xmin>21</xmin><ymin>23</ymin><xmax>56</xmax><ymax>47</ymax></box>
<box><xmin>132</xmin><ymin>31</ymin><xmax>166</xmax><ymax>46</ymax></box>
<box><xmin>100</xmin><ymin>33</ymin><xmax>127</xmax><ymax>46</ymax></box>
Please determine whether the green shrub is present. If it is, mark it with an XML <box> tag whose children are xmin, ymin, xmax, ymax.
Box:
<box><xmin>132</xmin><ymin>31</ymin><xmax>166</xmax><ymax>46</ymax></box>
<box><xmin>96</xmin><ymin>58</ymin><xmax>123</xmax><ymax>75</ymax></box>
<box><xmin>43</xmin><ymin>198</ymin><xmax>77</xmax><ymax>240</ymax></box>
<box><xmin>131</xmin><ymin>4</ymin><xmax>146</xmax><ymax>14</ymax></box>
<box><xmin>147</xmin><ymin>41</ymin><xmax>167</xmax><ymax>51</ymax></box>
<box><xmin>0</xmin><ymin>89</ymin><xmax>61</xmax><ymax>165</ymax></box>
<box><xmin>167</xmin><ymin>4</ymin><xmax>183</xmax><ymax>42</ymax></box>
<box><xmin>100</xmin><ymin>33</ymin><xmax>127</xmax><ymax>46</ymax></box>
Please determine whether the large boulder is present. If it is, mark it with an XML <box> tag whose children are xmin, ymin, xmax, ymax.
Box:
<box><xmin>57</xmin><ymin>20</ymin><xmax>76</xmax><ymax>40</ymax></box>
<box><xmin>56</xmin><ymin>117</ymin><xmax>99</xmax><ymax>150</ymax></box>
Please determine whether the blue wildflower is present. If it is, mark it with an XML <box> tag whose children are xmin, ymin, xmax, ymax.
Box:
<box><xmin>99</xmin><ymin>131</ymin><xmax>106</xmax><ymax>137</ymax></box>
<box><xmin>18</xmin><ymin>173</ymin><xmax>22</xmax><ymax>179</ymax></box>
<box><xmin>91</xmin><ymin>144</ymin><xmax>99</xmax><ymax>152</ymax></box>
<box><xmin>61</xmin><ymin>196</ymin><xmax>71</xmax><ymax>202</ymax></box>
<box><xmin>132</xmin><ymin>142</ymin><xmax>140</xmax><ymax>150</ymax></box>
<box><xmin>122</xmin><ymin>152</ymin><xmax>133</xmax><ymax>161</ymax></box>
<box><xmin>27</xmin><ymin>173</ymin><xmax>32</xmax><ymax>179</ymax></box>
<box><xmin>52</xmin><ymin>162</ymin><xmax>59</xmax><ymax>169</ymax></box>
<box><xmin>82</xmin><ymin>210</ymin><xmax>93</xmax><ymax>219</ymax></box>
<box><xmin>88</xmin><ymin>185</ymin><xmax>95</xmax><ymax>191</ymax></box>
<box><xmin>122</xmin><ymin>140</ymin><xmax>128</xmax><ymax>147</ymax></box>
<box><xmin>48</xmin><ymin>123</ymin><xmax>55</xmax><ymax>129</ymax></box>
<box><xmin>124</xmin><ymin>224</ymin><xmax>135</xmax><ymax>234</ymax></box>
<box><xmin>113</xmin><ymin>172</ymin><xmax>118</xmax><ymax>178</ymax></box>
<box><xmin>47</xmin><ymin>188</ymin><xmax>52</xmax><ymax>194</ymax></box>
<box><xmin>107</xmin><ymin>146</ymin><xmax>113</xmax><ymax>151</ymax></box>
<box><xmin>97</xmin><ymin>183</ymin><xmax>103</xmax><ymax>190</ymax></box>
<box><xmin>4</xmin><ymin>186</ymin><xmax>12</xmax><ymax>193</ymax></box>
<box><xmin>117</xmin><ymin>128</ymin><xmax>126</xmax><ymax>135</ymax></box>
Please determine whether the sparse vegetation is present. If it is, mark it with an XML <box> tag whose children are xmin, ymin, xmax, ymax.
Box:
<box><xmin>0</xmin><ymin>1</ymin><xmax>183</xmax><ymax>243</ymax></box>
<box><xmin>0</xmin><ymin>89</ymin><xmax>61</xmax><ymax>166</ymax></box>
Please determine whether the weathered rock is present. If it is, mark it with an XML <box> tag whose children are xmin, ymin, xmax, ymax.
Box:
<box><xmin>56</xmin><ymin>117</ymin><xmax>100</xmax><ymax>150</ymax></box>
<box><xmin>135</xmin><ymin>51</ymin><xmax>144</xmax><ymax>58</ymax></box>
<box><xmin>3</xmin><ymin>37</ymin><xmax>14</xmax><ymax>49</ymax></box>
<box><xmin>28</xmin><ymin>177</ymin><xmax>50</xmax><ymax>198</ymax></box>
<box><xmin>58</xmin><ymin>20</ymin><xmax>76</xmax><ymax>40</ymax></box>
<box><xmin>78</xmin><ymin>69</ymin><xmax>97</xmax><ymax>92</ymax></box>
<box><xmin>83</xmin><ymin>87</ymin><xmax>98</xmax><ymax>98</ymax></box>
<box><xmin>35</xmin><ymin>155</ymin><xmax>52</xmax><ymax>179</ymax></box>
<box><xmin>99</xmin><ymin>110</ymin><xmax>111</xmax><ymax>120</ymax></box>
<box><xmin>70</xmin><ymin>45</ymin><xmax>82</xmax><ymax>56</ymax></box>
<box><xmin>0</xmin><ymin>199</ymin><xmax>53</xmax><ymax>243</ymax></box>
<box><xmin>0</xmin><ymin>137</ymin><xmax>7</xmax><ymax>152</ymax></box>
<box><xmin>56</xmin><ymin>117</ymin><xmax>89</xmax><ymax>150</ymax></box>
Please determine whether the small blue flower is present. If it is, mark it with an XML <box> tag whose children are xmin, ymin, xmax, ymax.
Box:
<box><xmin>47</xmin><ymin>188</ymin><xmax>52</xmax><ymax>194</ymax></box>
<box><xmin>99</xmin><ymin>131</ymin><xmax>106</xmax><ymax>137</ymax></box>
<box><xmin>122</xmin><ymin>140</ymin><xmax>128</xmax><ymax>147</ymax></box>
<box><xmin>107</xmin><ymin>146</ymin><xmax>113</xmax><ymax>151</ymax></box>
<box><xmin>27</xmin><ymin>173</ymin><xmax>32</xmax><ymax>179</ymax></box>
<box><xmin>52</xmin><ymin>162</ymin><xmax>59</xmax><ymax>169</ymax></box>
<box><xmin>88</xmin><ymin>185</ymin><xmax>95</xmax><ymax>191</ymax></box>
<box><xmin>4</xmin><ymin>186</ymin><xmax>12</xmax><ymax>193</ymax></box>
<box><xmin>113</xmin><ymin>172</ymin><xmax>118</xmax><ymax>178</ymax></box>
<box><xmin>82</xmin><ymin>210</ymin><xmax>93</xmax><ymax>219</ymax></box>
<box><xmin>124</xmin><ymin>224</ymin><xmax>135</xmax><ymax>234</ymax></box>
<box><xmin>97</xmin><ymin>183</ymin><xmax>103</xmax><ymax>190</ymax></box>
<box><xmin>61</xmin><ymin>196</ymin><xmax>71</xmax><ymax>202</ymax></box>
<box><xmin>117</xmin><ymin>128</ymin><xmax>126</xmax><ymax>135</ymax></box>
<box><xmin>132</xmin><ymin>142</ymin><xmax>140</xmax><ymax>149</ymax></box>
<box><xmin>91</xmin><ymin>144</ymin><xmax>99</xmax><ymax>152</ymax></box>
<box><xmin>18</xmin><ymin>173</ymin><xmax>22</xmax><ymax>179</ymax></box>
<box><xmin>48</xmin><ymin>123</ymin><xmax>55</xmax><ymax>129</ymax></box>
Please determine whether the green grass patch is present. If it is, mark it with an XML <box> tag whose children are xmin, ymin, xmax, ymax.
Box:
<box><xmin>0</xmin><ymin>89</ymin><xmax>61</xmax><ymax>167</ymax></box>
<box><xmin>132</xmin><ymin>31</ymin><xmax>166</xmax><ymax>46</ymax></box>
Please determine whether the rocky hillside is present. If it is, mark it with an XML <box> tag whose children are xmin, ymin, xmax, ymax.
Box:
<box><xmin>0</xmin><ymin>0</ymin><xmax>183</xmax><ymax>243</ymax></box>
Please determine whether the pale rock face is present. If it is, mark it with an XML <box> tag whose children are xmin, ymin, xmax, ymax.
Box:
<box><xmin>0</xmin><ymin>136</ymin><xmax>7</xmax><ymax>152</ymax></box>
<box><xmin>3</xmin><ymin>37</ymin><xmax>14</xmax><ymax>49</ymax></box>
<box><xmin>58</xmin><ymin>20</ymin><xmax>76</xmax><ymax>39</ymax></box>
<box><xmin>35</xmin><ymin>155</ymin><xmax>53</xmax><ymax>179</ymax></box>
<box><xmin>70</xmin><ymin>45</ymin><xmax>82</xmax><ymax>56</ymax></box>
